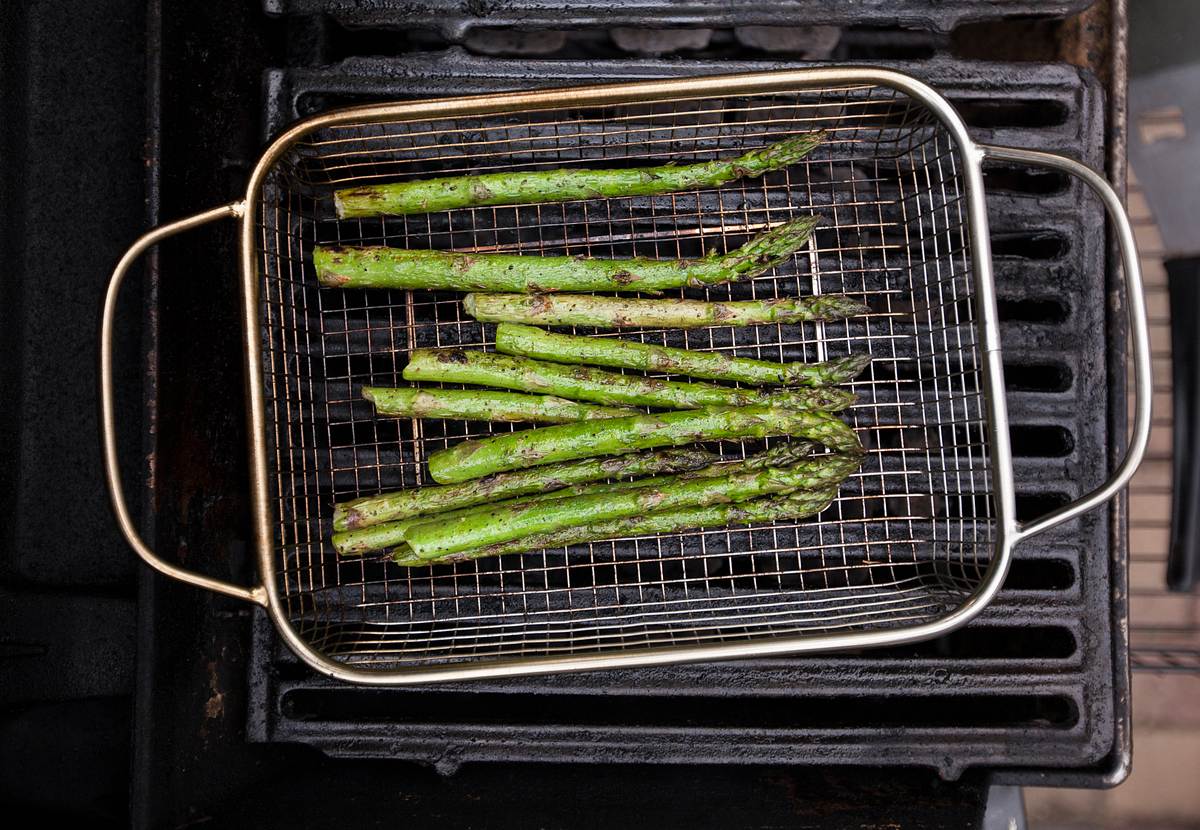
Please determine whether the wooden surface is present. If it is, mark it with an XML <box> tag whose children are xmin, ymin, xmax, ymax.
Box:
<box><xmin>1026</xmin><ymin>168</ymin><xmax>1200</xmax><ymax>830</ymax></box>
<box><xmin>1125</xmin><ymin>171</ymin><xmax>1200</xmax><ymax>668</ymax></box>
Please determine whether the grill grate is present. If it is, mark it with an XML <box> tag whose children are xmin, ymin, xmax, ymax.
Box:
<box><xmin>248</xmin><ymin>57</ymin><xmax>1118</xmax><ymax>783</ymax></box>
<box><xmin>264</xmin><ymin>0</ymin><xmax>1096</xmax><ymax>39</ymax></box>
<box><xmin>256</xmin><ymin>83</ymin><xmax>995</xmax><ymax>666</ymax></box>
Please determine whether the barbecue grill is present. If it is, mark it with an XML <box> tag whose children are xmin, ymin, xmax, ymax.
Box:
<box><xmin>4</xmin><ymin>0</ymin><xmax>1148</xmax><ymax>822</ymax></box>
<box><xmin>102</xmin><ymin>66</ymin><xmax>1149</xmax><ymax>684</ymax></box>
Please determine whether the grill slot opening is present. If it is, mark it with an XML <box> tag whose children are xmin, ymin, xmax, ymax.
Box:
<box><xmin>1003</xmin><ymin>557</ymin><xmax>1076</xmax><ymax>591</ymax></box>
<box><xmin>982</xmin><ymin>164</ymin><xmax>1070</xmax><ymax>196</ymax></box>
<box><xmin>927</xmin><ymin>424</ymin><xmax>1073</xmax><ymax>458</ymax></box>
<box><xmin>946</xmin><ymin>296</ymin><xmax>1069</xmax><ymax>325</ymax></box>
<box><xmin>872</xmin><ymin>358</ymin><xmax>1067</xmax><ymax>392</ymax></box>
<box><xmin>996</xmin><ymin>296</ymin><xmax>1070</xmax><ymax>323</ymax></box>
<box><xmin>1009</xmin><ymin>424</ymin><xmax>1074</xmax><ymax>458</ymax></box>
<box><xmin>950</xmin><ymin>97</ymin><xmax>1069</xmax><ymax>128</ymax></box>
<box><xmin>1003</xmin><ymin>361</ymin><xmax>1073</xmax><ymax>392</ymax></box>
<box><xmin>1015</xmin><ymin>492</ymin><xmax>1071</xmax><ymax>521</ymax></box>
<box><xmin>989</xmin><ymin>231</ymin><xmax>1069</xmax><ymax>260</ymax></box>
<box><xmin>280</xmin><ymin>689</ymin><xmax>1079</xmax><ymax>729</ymax></box>
<box><xmin>872</xmin><ymin>625</ymin><xmax>1076</xmax><ymax>659</ymax></box>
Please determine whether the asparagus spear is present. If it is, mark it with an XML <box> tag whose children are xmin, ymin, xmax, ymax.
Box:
<box><xmin>333</xmin><ymin>442</ymin><xmax>813</xmax><ymax>552</ymax></box>
<box><xmin>463</xmin><ymin>292</ymin><xmax>868</xmax><ymax>329</ymax></box>
<box><xmin>401</xmin><ymin>349</ymin><xmax>855</xmax><ymax>412</ymax></box>
<box><xmin>495</xmin><ymin>322</ymin><xmax>872</xmax><ymax>387</ymax></box>
<box><xmin>333</xmin><ymin>133</ymin><xmax>824</xmax><ymax>217</ymax></box>
<box><xmin>362</xmin><ymin>386</ymin><xmax>632</xmax><ymax>424</ymax></box>
<box><xmin>402</xmin><ymin>453</ymin><xmax>860</xmax><ymax>559</ymax></box>
<box><xmin>425</xmin><ymin>405</ymin><xmax>863</xmax><ymax>483</ymax></box>
<box><xmin>314</xmin><ymin>216</ymin><xmax>819</xmax><ymax>293</ymax></box>
<box><xmin>333</xmin><ymin>447</ymin><xmax>715</xmax><ymax>532</ymax></box>
<box><xmin>391</xmin><ymin>487</ymin><xmax>839</xmax><ymax>566</ymax></box>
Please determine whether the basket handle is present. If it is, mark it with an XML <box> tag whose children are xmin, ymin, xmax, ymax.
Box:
<box><xmin>101</xmin><ymin>201</ymin><xmax>268</xmax><ymax>606</ymax></box>
<box><xmin>978</xmin><ymin>145</ymin><xmax>1152</xmax><ymax>541</ymax></box>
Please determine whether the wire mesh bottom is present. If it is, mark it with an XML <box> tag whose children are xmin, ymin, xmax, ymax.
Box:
<box><xmin>255</xmin><ymin>80</ymin><xmax>994</xmax><ymax>668</ymax></box>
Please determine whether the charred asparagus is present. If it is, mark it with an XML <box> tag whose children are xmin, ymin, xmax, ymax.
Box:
<box><xmin>401</xmin><ymin>349</ymin><xmax>855</xmax><ymax>411</ymax></box>
<box><xmin>332</xmin><ymin>447</ymin><xmax>715</xmax><ymax>532</ymax></box>
<box><xmin>463</xmin><ymin>292</ymin><xmax>868</xmax><ymax>329</ymax></box>
<box><xmin>333</xmin><ymin>133</ymin><xmax>824</xmax><ymax>217</ymax></box>
<box><xmin>314</xmin><ymin>216</ymin><xmax>819</xmax><ymax>293</ymax></box>
<box><xmin>391</xmin><ymin>486</ymin><xmax>839</xmax><ymax>566</ymax></box>
<box><xmin>362</xmin><ymin>386</ymin><xmax>633</xmax><ymax>424</ymax></box>
<box><xmin>403</xmin><ymin>452</ymin><xmax>861</xmax><ymax>559</ymax></box>
<box><xmin>333</xmin><ymin>442</ymin><xmax>813</xmax><ymax>552</ymax></box>
<box><xmin>425</xmin><ymin>405</ymin><xmax>863</xmax><ymax>483</ymax></box>
<box><xmin>495</xmin><ymin>322</ymin><xmax>872</xmax><ymax>387</ymax></box>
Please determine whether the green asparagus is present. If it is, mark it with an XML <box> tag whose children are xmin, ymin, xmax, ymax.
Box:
<box><xmin>362</xmin><ymin>386</ymin><xmax>632</xmax><ymax>424</ymax></box>
<box><xmin>333</xmin><ymin>133</ymin><xmax>824</xmax><ymax>217</ymax></box>
<box><xmin>495</xmin><ymin>322</ymin><xmax>872</xmax><ymax>387</ymax></box>
<box><xmin>401</xmin><ymin>349</ymin><xmax>855</xmax><ymax>412</ymax></box>
<box><xmin>333</xmin><ymin>441</ymin><xmax>811</xmax><ymax>556</ymax></box>
<box><xmin>333</xmin><ymin>447</ymin><xmax>715</xmax><ymax>532</ymax></box>
<box><xmin>391</xmin><ymin>487</ymin><xmax>839</xmax><ymax>566</ymax></box>
<box><xmin>333</xmin><ymin>442</ymin><xmax>814</xmax><ymax>553</ymax></box>
<box><xmin>347</xmin><ymin>449</ymin><xmax>830</xmax><ymax>558</ymax></box>
<box><xmin>314</xmin><ymin>216</ymin><xmax>819</xmax><ymax>293</ymax></box>
<box><xmin>463</xmin><ymin>292</ymin><xmax>868</xmax><ymax>329</ymax></box>
<box><xmin>425</xmin><ymin>405</ymin><xmax>863</xmax><ymax>483</ymax></box>
<box><xmin>402</xmin><ymin>453</ymin><xmax>860</xmax><ymax>559</ymax></box>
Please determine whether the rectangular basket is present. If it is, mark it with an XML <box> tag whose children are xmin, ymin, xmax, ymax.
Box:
<box><xmin>101</xmin><ymin>68</ymin><xmax>1150</xmax><ymax>684</ymax></box>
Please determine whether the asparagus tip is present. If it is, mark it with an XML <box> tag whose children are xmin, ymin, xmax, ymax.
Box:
<box><xmin>724</xmin><ymin>214</ymin><xmax>822</xmax><ymax>275</ymax></box>
<box><xmin>838</xmin><ymin>353</ymin><xmax>873</xmax><ymax>378</ymax></box>
<box><xmin>738</xmin><ymin>131</ymin><xmax>826</xmax><ymax>172</ymax></box>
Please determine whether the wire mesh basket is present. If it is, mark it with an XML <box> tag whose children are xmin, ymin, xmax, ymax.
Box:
<box><xmin>102</xmin><ymin>68</ymin><xmax>1151</xmax><ymax>684</ymax></box>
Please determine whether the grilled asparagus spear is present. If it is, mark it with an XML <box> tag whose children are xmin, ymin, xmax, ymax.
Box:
<box><xmin>333</xmin><ymin>443</ymin><xmax>813</xmax><ymax>552</ymax></box>
<box><xmin>314</xmin><ymin>216</ymin><xmax>818</xmax><ymax>293</ymax></box>
<box><xmin>402</xmin><ymin>452</ymin><xmax>861</xmax><ymax>559</ymax></box>
<box><xmin>401</xmin><ymin>349</ymin><xmax>855</xmax><ymax>412</ymax></box>
<box><xmin>463</xmin><ymin>292</ymin><xmax>868</xmax><ymax>329</ymax></box>
<box><xmin>426</xmin><ymin>405</ymin><xmax>863</xmax><ymax>483</ymax></box>
<box><xmin>362</xmin><ymin>386</ymin><xmax>632</xmax><ymax>424</ymax></box>
<box><xmin>332</xmin><ymin>448</ymin><xmax>716</xmax><ymax>532</ymax></box>
<box><xmin>391</xmin><ymin>486</ymin><xmax>840</xmax><ymax>566</ymax></box>
<box><xmin>333</xmin><ymin>133</ymin><xmax>824</xmax><ymax>217</ymax></box>
<box><xmin>495</xmin><ymin>322</ymin><xmax>872</xmax><ymax>387</ymax></box>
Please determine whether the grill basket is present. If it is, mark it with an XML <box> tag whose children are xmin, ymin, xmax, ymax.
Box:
<box><xmin>101</xmin><ymin>68</ymin><xmax>1150</xmax><ymax>683</ymax></box>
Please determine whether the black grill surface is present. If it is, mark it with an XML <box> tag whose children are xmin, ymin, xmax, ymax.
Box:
<box><xmin>0</xmin><ymin>0</ymin><xmax>1127</xmax><ymax>823</ymax></box>
<box><xmin>249</xmin><ymin>55</ymin><xmax>1117</xmax><ymax>782</ymax></box>
<box><xmin>266</xmin><ymin>0</ymin><xmax>1094</xmax><ymax>38</ymax></box>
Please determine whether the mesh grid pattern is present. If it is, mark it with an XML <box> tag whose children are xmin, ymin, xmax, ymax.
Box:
<box><xmin>255</xmin><ymin>82</ymin><xmax>992</xmax><ymax>667</ymax></box>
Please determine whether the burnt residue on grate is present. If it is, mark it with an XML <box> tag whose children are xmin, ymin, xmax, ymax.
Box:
<box><xmin>247</xmin><ymin>57</ymin><xmax>1113</xmax><ymax>783</ymax></box>
<box><xmin>265</xmin><ymin>0</ymin><xmax>1094</xmax><ymax>41</ymax></box>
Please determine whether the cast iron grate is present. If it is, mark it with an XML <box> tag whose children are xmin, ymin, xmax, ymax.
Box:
<box><xmin>263</xmin><ymin>0</ymin><xmax>1095</xmax><ymax>39</ymax></box>
<box><xmin>249</xmin><ymin>56</ymin><xmax>1113</xmax><ymax>782</ymax></box>
<box><xmin>259</xmin><ymin>81</ymin><xmax>997</xmax><ymax>665</ymax></box>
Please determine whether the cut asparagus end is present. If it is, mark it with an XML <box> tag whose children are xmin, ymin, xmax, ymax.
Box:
<box><xmin>313</xmin><ymin>245</ymin><xmax>352</xmax><ymax>287</ymax></box>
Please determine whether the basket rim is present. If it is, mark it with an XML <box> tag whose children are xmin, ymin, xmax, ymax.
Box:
<box><xmin>236</xmin><ymin>65</ymin><xmax>1019</xmax><ymax>685</ymax></box>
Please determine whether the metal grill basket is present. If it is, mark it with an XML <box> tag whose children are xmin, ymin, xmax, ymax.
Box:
<box><xmin>102</xmin><ymin>68</ymin><xmax>1150</xmax><ymax>684</ymax></box>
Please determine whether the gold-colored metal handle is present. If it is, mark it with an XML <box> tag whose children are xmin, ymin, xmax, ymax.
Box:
<box><xmin>978</xmin><ymin>145</ymin><xmax>1152</xmax><ymax>541</ymax></box>
<box><xmin>101</xmin><ymin>201</ymin><xmax>268</xmax><ymax>606</ymax></box>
